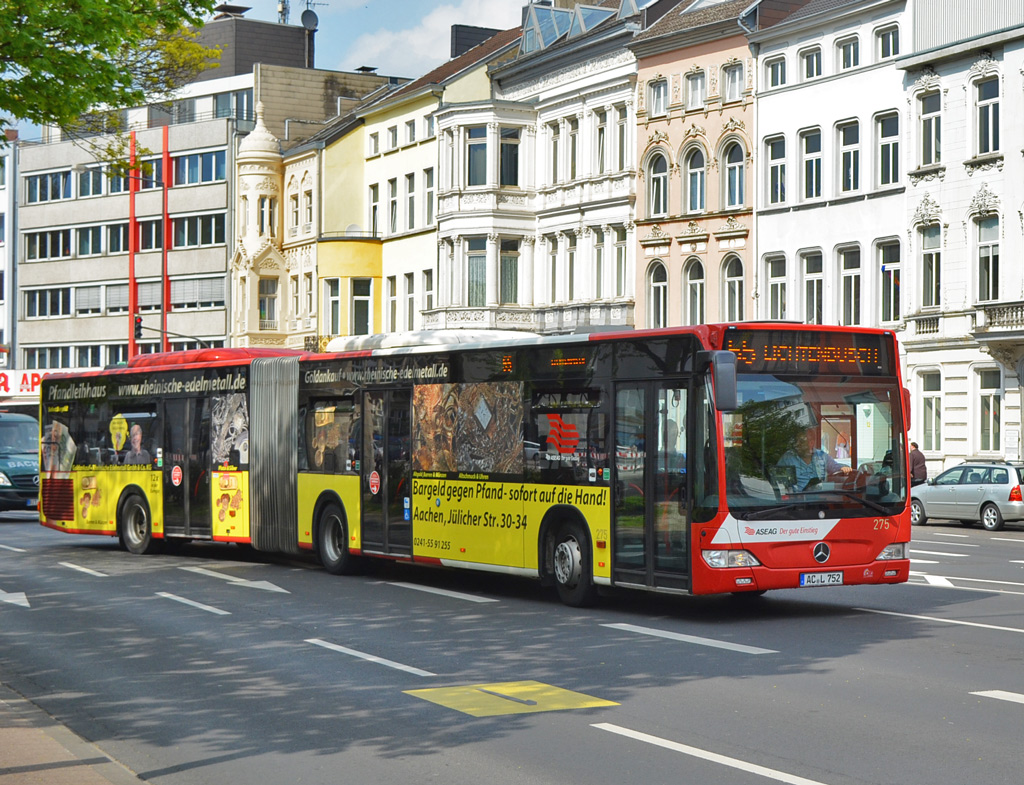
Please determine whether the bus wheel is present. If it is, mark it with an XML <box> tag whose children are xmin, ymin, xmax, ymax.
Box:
<box><xmin>118</xmin><ymin>492</ymin><xmax>159</xmax><ymax>555</ymax></box>
<box><xmin>318</xmin><ymin>502</ymin><xmax>357</xmax><ymax>575</ymax></box>
<box><xmin>552</xmin><ymin>522</ymin><xmax>597</xmax><ymax>607</ymax></box>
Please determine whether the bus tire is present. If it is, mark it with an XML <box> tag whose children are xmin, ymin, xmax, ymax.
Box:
<box><xmin>317</xmin><ymin>502</ymin><xmax>357</xmax><ymax>575</ymax></box>
<box><xmin>552</xmin><ymin>521</ymin><xmax>597</xmax><ymax>607</ymax></box>
<box><xmin>118</xmin><ymin>492</ymin><xmax>160</xmax><ymax>555</ymax></box>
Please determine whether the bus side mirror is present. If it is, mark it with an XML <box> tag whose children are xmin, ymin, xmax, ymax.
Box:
<box><xmin>903</xmin><ymin>386</ymin><xmax>911</xmax><ymax>431</ymax></box>
<box><xmin>698</xmin><ymin>350</ymin><xmax>737</xmax><ymax>412</ymax></box>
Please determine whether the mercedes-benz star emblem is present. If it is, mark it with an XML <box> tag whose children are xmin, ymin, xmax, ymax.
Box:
<box><xmin>32</xmin><ymin>475</ymin><xmax>39</xmax><ymax>487</ymax></box>
<box><xmin>812</xmin><ymin>542</ymin><xmax>830</xmax><ymax>563</ymax></box>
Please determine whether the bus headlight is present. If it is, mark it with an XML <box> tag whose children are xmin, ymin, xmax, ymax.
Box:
<box><xmin>702</xmin><ymin>549</ymin><xmax>761</xmax><ymax>568</ymax></box>
<box><xmin>0</xmin><ymin>473</ymin><xmax>11</xmax><ymax>487</ymax></box>
<box><xmin>876</xmin><ymin>543</ymin><xmax>906</xmax><ymax>560</ymax></box>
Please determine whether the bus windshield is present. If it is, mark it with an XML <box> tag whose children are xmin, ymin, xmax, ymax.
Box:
<box><xmin>722</xmin><ymin>374</ymin><xmax>905</xmax><ymax>520</ymax></box>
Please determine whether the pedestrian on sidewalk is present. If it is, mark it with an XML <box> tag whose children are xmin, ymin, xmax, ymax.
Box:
<box><xmin>909</xmin><ymin>441</ymin><xmax>927</xmax><ymax>487</ymax></box>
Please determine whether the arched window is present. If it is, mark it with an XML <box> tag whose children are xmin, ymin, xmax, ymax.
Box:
<box><xmin>648</xmin><ymin>153</ymin><xmax>668</xmax><ymax>217</ymax></box>
<box><xmin>648</xmin><ymin>261</ymin><xmax>668</xmax><ymax>328</ymax></box>
<box><xmin>685</xmin><ymin>148</ymin><xmax>705</xmax><ymax>213</ymax></box>
<box><xmin>685</xmin><ymin>260</ymin><xmax>705</xmax><ymax>325</ymax></box>
<box><xmin>724</xmin><ymin>143</ymin><xmax>745</xmax><ymax>208</ymax></box>
<box><xmin>724</xmin><ymin>256</ymin><xmax>744</xmax><ymax>321</ymax></box>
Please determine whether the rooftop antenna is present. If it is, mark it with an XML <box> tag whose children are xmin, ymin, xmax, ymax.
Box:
<box><xmin>278</xmin><ymin>0</ymin><xmax>289</xmax><ymax>24</ymax></box>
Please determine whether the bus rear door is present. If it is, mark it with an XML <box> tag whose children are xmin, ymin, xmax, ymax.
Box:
<box><xmin>162</xmin><ymin>398</ymin><xmax>212</xmax><ymax>539</ymax></box>
<box><xmin>360</xmin><ymin>389</ymin><xmax>412</xmax><ymax>556</ymax></box>
<box><xmin>613</xmin><ymin>381</ymin><xmax>690</xmax><ymax>591</ymax></box>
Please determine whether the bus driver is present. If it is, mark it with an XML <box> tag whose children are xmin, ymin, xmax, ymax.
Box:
<box><xmin>777</xmin><ymin>427</ymin><xmax>852</xmax><ymax>492</ymax></box>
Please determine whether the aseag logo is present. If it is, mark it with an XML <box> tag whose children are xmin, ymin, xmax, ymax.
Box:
<box><xmin>545</xmin><ymin>414</ymin><xmax>580</xmax><ymax>454</ymax></box>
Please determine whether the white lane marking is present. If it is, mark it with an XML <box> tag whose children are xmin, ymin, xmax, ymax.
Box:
<box><xmin>971</xmin><ymin>690</ymin><xmax>1024</xmax><ymax>705</ymax></box>
<box><xmin>929</xmin><ymin>532</ymin><xmax>970</xmax><ymax>538</ymax></box>
<box><xmin>0</xmin><ymin>544</ymin><xmax>26</xmax><ymax>552</ymax></box>
<box><xmin>857</xmin><ymin>607</ymin><xmax>1024</xmax><ymax>635</ymax></box>
<box><xmin>156</xmin><ymin>592</ymin><xmax>230</xmax><ymax>615</ymax></box>
<box><xmin>908</xmin><ymin>549</ymin><xmax>970</xmax><ymax>557</ymax></box>
<box><xmin>922</xmin><ymin>575</ymin><xmax>954</xmax><ymax>587</ymax></box>
<box><xmin>602</xmin><ymin>623</ymin><xmax>776</xmax><ymax>654</ymax></box>
<box><xmin>178</xmin><ymin>565</ymin><xmax>288</xmax><ymax>593</ymax></box>
<box><xmin>59</xmin><ymin>562</ymin><xmax>108</xmax><ymax>577</ymax></box>
<box><xmin>592</xmin><ymin>723</ymin><xmax>829</xmax><ymax>785</ymax></box>
<box><xmin>305</xmin><ymin>638</ymin><xmax>435</xmax><ymax>677</ymax></box>
<box><xmin>991</xmin><ymin>537</ymin><xmax>1024</xmax><ymax>544</ymax></box>
<box><xmin>909</xmin><ymin>559</ymin><xmax>940</xmax><ymax>564</ymax></box>
<box><xmin>1011</xmin><ymin>560</ymin><xmax>1024</xmax><ymax>565</ymax></box>
<box><xmin>387</xmin><ymin>581</ymin><xmax>498</xmax><ymax>603</ymax></box>
<box><xmin>0</xmin><ymin>589</ymin><xmax>30</xmax><ymax>608</ymax></box>
<box><xmin>912</xmin><ymin>540</ymin><xmax>978</xmax><ymax>547</ymax></box>
<box><xmin>911</xmin><ymin>572</ymin><xmax>1024</xmax><ymax>590</ymax></box>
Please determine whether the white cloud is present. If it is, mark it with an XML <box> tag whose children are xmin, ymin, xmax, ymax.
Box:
<box><xmin>336</xmin><ymin>0</ymin><xmax>524</xmax><ymax>78</ymax></box>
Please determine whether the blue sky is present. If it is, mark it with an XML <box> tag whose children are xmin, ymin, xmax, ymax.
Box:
<box><xmin>241</xmin><ymin>0</ymin><xmax>525</xmax><ymax>79</ymax></box>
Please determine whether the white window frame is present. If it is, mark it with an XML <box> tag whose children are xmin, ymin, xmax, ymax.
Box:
<box><xmin>684</xmin><ymin>259</ymin><xmax>705</xmax><ymax>326</ymax></box>
<box><xmin>767</xmin><ymin>257</ymin><xmax>786</xmax><ymax>319</ymax></box>
<box><xmin>975</xmin><ymin>77</ymin><xmax>1000</xmax><ymax>156</ymax></box>
<box><xmin>879</xmin><ymin>241</ymin><xmax>900</xmax><ymax>323</ymax></box>
<box><xmin>649</xmin><ymin>79</ymin><xmax>668</xmax><ymax>117</ymax></box>
<box><xmin>648</xmin><ymin>262</ymin><xmax>667</xmax><ymax>328</ymax></box>
<box><xmin>648</xmin><ymin>152</ymin><xmax>668</xmax><ymax>217</ymax></box>
<box><xmin>686</xmin><ymin>72</ymin><xmax>706</xmax><ymax>110</ymax></box>
<box><xmin>766</xmin><ymin>57</ymin><xmax>786</xmax><ymax>89</ymax></box>
<box><xmin>723</xmin><ymin>64</ymin><xmax>743</xmax><ymax>103</ymax></box>
<box><xmin>977</xmin><ymin>215</ymin><xmax>999</xmax><ymax>303</ymax></box>
<box><xmin>839</xmin><ymin>121</ymin><xmax>860</xmax><ymax>193</ymax></box>
<box><xmin>876</xmin><ymin>25</ymin><xmax>899</xmax><ymax>60</ymax></box>
<box><xmin>801</xmin><ymin>47</ymin><xmax>822</xmax><ymax>80</ymax></box>
<box><xmin>919</xmin><ymin>91</ymin><xmax>941</xmax><ymax>166</ymax></box>
<box><xmin>803</xmin><ymin>252</ymin><xmax>823</xmax><ymax>325</ymax></box>
<box><xmin>801</xmin><ymin>129</ymin><xmax>822</xmax><ymax>200</ymax></box>
<box><xmin>840</xmin><ymin>246</ymin><xmax>861</xmax><ymax>326</ymax></box>
<box><xmin>767</xmin><ymin>137</ymin><xmax>786</xmax><ymax>205</ymax></box>
<box><xmin>685</xmin><ymin>148</ymin><xmax>705</xmax><ymax>213</ymax></box>
<box><xmin>921</xmin><ymin>224</ymin><xmax>941</xmax><ymax>308</ymax></box>
<box><xmin>978</xmin><ymin>367</ymin><xmax>1002</xmax><ymax>453</ymax></box>
<box><xmin>877</xmin><ymin>113</ymin><xmax>899</xmax><ymax>186</ymax></box>
<box><xmin>921</xmin><ymin>371</ymin><xmax>942</xmax><ymax>452</ymax></box>
<box><xmin>837</xmin><ymin>36</ymin><xmax>860</xmax><ymax>70</ymax></box>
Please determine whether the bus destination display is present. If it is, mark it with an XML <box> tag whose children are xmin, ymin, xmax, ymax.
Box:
<box><xmin>723</xmin><ymin>329</ymin><xmax>892</xmax><ymax>376</ymax></box>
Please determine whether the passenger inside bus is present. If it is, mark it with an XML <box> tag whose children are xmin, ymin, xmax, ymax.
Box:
<box><xmin>123</xmin><ymin>423</ymin><xmax>152</xmax><ymax>466</ymax></box>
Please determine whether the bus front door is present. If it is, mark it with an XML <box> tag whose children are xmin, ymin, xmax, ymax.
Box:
<box><xmin>162</xmin><ymin>399</ymin><xmax>212</xmax><ymax>540</ymax></box>
<box><xmin>613</xmin><ymin>383</ymin><xmax>690</xmax><ymax>591</ymax></box>
<box><xmin>360</xmin><ymin>389</ymin><xmax>412</xmax><ymax>556</ymax></box>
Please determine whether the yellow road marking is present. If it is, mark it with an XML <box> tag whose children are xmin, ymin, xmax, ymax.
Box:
<box><xmin>405</xmin><ymin>680</ymin><xmax>617</xmax><ymax>717</ymax></box>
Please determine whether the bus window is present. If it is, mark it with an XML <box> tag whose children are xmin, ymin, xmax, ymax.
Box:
<box><xmin>528</xmin><ymin>389</ymin><xmax>604</xmax><ymax>483</ymax></box>
<box><xmin>70</xmin><ymin>401</ymin><xmax>111</xmax><ymax>467</ymax></box>
<box><xmin>210</xmin><ymin>394</ymin><xmax>249</xmax><ymax>467</ymax></box>
<box><xmin>304</xmin><ymin>398</ymin><xmax>358</xmax><ymax>474</ymax></box>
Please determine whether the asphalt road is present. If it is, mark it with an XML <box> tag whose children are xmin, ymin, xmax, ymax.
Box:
<box><xmin>2</xmin><ymin>514</ymin><xmax>1024</xmax><ymax>785</ymax></box>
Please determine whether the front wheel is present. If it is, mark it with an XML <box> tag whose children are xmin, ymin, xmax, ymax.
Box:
<box><xmin>552</xmin><ymin>522</ymin><xmax>597</xmax><ymax>607</ymax></box>
<box><xmin>981</xmin><ymin>503</ymin><xmax>1004</xmax><ymax>531</ymax></box>
<box><xmin>118</xmin><ymin>492</ymin><xmax>160</xmax><ymax>555</ymax></box>
<box><xmin>910</xmin><ymin>499</ymin><xmax>927</xmax><ymax>526</ymax></box>
<box><xmin>317</xmin><ymin>502</ymin><xmax>359</xmax><ymax>575</ymax></box>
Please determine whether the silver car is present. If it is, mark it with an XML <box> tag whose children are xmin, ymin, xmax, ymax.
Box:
<box><xmin>910</xmin><ymin>462</ymin><xmax>1024</xmax><ymax>531</ymax></box>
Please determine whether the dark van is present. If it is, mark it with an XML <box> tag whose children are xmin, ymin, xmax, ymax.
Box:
<box><xmin>0</xmin><ymin>411</ymin><xmax>40</xmax><ymax>511</ymax></box>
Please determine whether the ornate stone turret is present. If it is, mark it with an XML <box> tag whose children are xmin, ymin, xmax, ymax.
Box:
<box><xmin>236</xmin><ymin>102</ymin><xmax>283</xmax><ymax>257</ymax></box>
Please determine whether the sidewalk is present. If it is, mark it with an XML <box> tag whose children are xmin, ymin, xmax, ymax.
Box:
<box><xmin>0</xmin><ymin>683</ymin><xmax>141</xmax><ymax>784</ymax></box>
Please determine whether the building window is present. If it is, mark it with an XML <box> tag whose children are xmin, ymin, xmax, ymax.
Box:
<box><xmin>766</xmin><ymin>57</ymin><xmax>786</xmax><ymax>88</ymax></box>
<box><xmin>686</xmin><ymin>72</ymin><xmax>706</xmax><ymax>109</ymax></box>
<box><xmin>77</xmin><ymin>226</ymin><xmax>102</xmax><ymax>257</ymax></box>
<box><xmin>214</xmin><ymin>88</ymin><xmax>253</xmax><ymax>121</ymax></box>
<box><xmin>978</xmin><ymin>216</ymin><xmax>999</xmax><ymax>302</ymax></box>
<box><xmin>138</xmin><ymin>220</ymin><xmax>163</xmax><ymax>251</ymax></box>
<box><xmin>423</xmin><ymin>269</ymin><xmax>434</xmax><ymax>311</ymax></box>
<box><xmin>500</xmin><ymin>128</ymin><xmax>520</xmax><ymax>186</ymax></box>
<box><xmin>723</xmin><ymin>64</ymin><xmax>743</xmax><ymax>102</ymax></box>
<box><xmin>405</xmin><ymin>119</ymin><xmax>416</xmax><ymax>145</ymax></box>
<box><xmin>405</xmin><ymin>273</ymin><xmax>415</xmax><ymax>329</ymax></box>
<box><xmin>172</xmin><ymin>214</ymin><xmax>225</xmax><ymax>248</ymax></box>
<box><xmin>594</xmin><ymin>228</ymin><xmax>604</xmax><ymax>299</ymax></box>
<box><xmin>169</xmin><ymin>277</ymin><xmax>225</xmax><ymax>310</ymax></box>
<box><xmin>976</xmin><ymin>78</ymin><xmax>999</xmax><ymax>156</ymax></box>
<box><xmin>840</xmin><ymin>247</ymin><xmax>861</xmax><ymax>326</ymax></box>
<box><xmin>648</xmin><ymin>262</ymin><xmax>667</xmax><ymax>328</ymax></box>
<box><xmin>724</xmin><ymin>143</ymin><xmax>744</xmax><ymax>208</ymax></box>
<box><xmin>467</xmin><ymin>237</ymin><xmax>486</xmax><ymax>308</ymax></box>
<box><xmin>595</xmin><ymin>111</ymin><xmax>607</xmax><ymax>174</ymax></box>
<box><xmin>424</xmin><ymin>115</ymin><xmax>435</xmax><ymax>138</ymax></box>
<box><xmin>979</xmin><ymin>369</ymin><xmax>1001</xmax><ymax>452</ymax></box>
<box><xmin>257</xmin><ymin>197</ymin><xmax>276</xmax><ymax>237</ymax></box>
<box><xmin>549</xmin><ymin>122</ymin><xmax>560</xmax><ymax>183</ymax></box>
<box><xmin>548</xmin><ymin>236</ymin><xmax>558</xmax><ymax>302</ymax></box>
<box><xmin>767</xmin><ymin>137</ymin><xmax>785</xmax><ymax>205</ymax></box>
<box><xmin>77</xmin><ymin>346</ymin><xmax>102</xmax><ymax>368</ymax></box>
<box><xmin>616</xmin><ymin>107</ymin><xmax>628</xmax><ymax>170</ymax></box>
<box><xmin>368</xmin><ymin>132</ymin><xmax>379</xmax><ymax>156</ymax></box>
<box><xmin>24</xmin><ymin>347</ymin><xmax>73</xmax><ymax>369</ymax></box>
<box><xmin>686</xmin><ymin>149</ymin><xmax>705</xmax><ymax>213</ymax></box>
<box><xmin>369</xmin><ymin>184</ymin><xmax>379</xmax><ymax>236</ymax></box>
<box><xmin>351</xmin><ymin>278</ymin><xmax>371</xmax><ymax>335</ymax></box>
<box><xmin>801</xmin><ymin>130</ymin><xmax>821</xmax><ymax>199</ymax></box>
<box><xmin>802</xmin><ymin>48</ymin><xmax>822</xmax><ymax>80</ymax></box>
<box><xmin>838</xmin><ymin>37</ymin><xmax>859</xmax><ymax>70</ymax></box>
<box><xmin>615</xmin><ymin>227</ymin><xmax>627</xmax><ymax>297</ymax></box>
<box><xmin>26</xmin><ymin>171</ymin><xmax>72</xmax><ymax>203</ymax></box>
<box><xmin>649</xmin><ymin>79</ymin><xmax>668</xmax><ymax>116</ymax></box>
<box><xmin>921</xmin><ymin>224</ymin><xmax>941</xmax><ymax>308</ymax></box>
<box><xmin>685</xmin><ymin>260</ymin><xmax>705</xmax><ymax>325</ymax></box>
<box><xmin>78</xmin><ymin>168</ymin><xmax>104</xmax><ymax>197</ymax></box>
<box><xmin>25</xmin><ymin>288</ymin><xmax>72</xmax><ymax>318</ymax></box>
<box><xmin>304</xmin><ymin>190</ymin><xmax>313</xmax><ymax>226</ymax></box>
<box><xmin>387</xmin><ymin>125</ymin><xmax>398</xmax><ymax>150</ymax></box>
<box><xmin>323</xmin><ymin>279</ymin><xmax>341</xmax><ymax>334</ymax></box>
<box><xmin>466</xmin><ymin>126</ymin><xmax>487</xmax><ymax>186</ymax></box>
<box><xmin>919</xmin><ymin>92</ymin><xmax>941</xmax><ymax>166</ymax></box>
<box><xmin>172</xmin><ymin>151</ymin><xmax>226</xmax><ymax>185</ymax></box>
<box><xmin>922</xmin><ymin>372</ymin><xmax>941</xmax><ymax>451</ymax></box>
<box><xmin>648</xmin><ymin>153</ymin><xmax>668</xmax><ymax>217</ymax></box>
<box><xmin>768</xmin><ymin>257</ymin><xmax>786</xmax><ymax>319</ymax></box>
<box><xmin>878</xmin><ymin>114</ymin><xmax>899</xmax><ymax>186</ymax></box>
<box><xmin>424</xmin><ymin>169</ymin><xmax>434</xmax><ymax>225</ymax></box>
<box><xmin>839</xmin><ymin>122</ymin><xmax>860</xmax><ymax>192</ymax></box>
<box><xmin>877</xmin><ymin>26</ymin><xmax>899</xmax><ymax>59</ymax></box>
<box><xmin>804</xmin><ymin>252</ymin><xmax>823</xmax><ymax>324</ymax></box>
<box><xmin>108</xmin><ymin>223</ymin><xmax>129</xmax><ymax>254</ymax></box>
<box><xmin>405</xmin><ymin>173</ymin><xmax>415</xmax><ymax>231</ymax></box>
<box><xmin>292</xmin><ymin>275</ymin><xmax>301</xmax><ymax>318</ymax></box>
<box><xmin>26</xmin><ymin>229</ymin><xmax>72</xmax><ymax>261</ymax></box>
<box><xmin>724</xmin><ymin>256</ymin><xmax>744</xmax><ymax>321</ymax></box>
<box><xmin>258</xmin><ymin>278</ymin><xmax>278</xmax><ymax>328</ymax></box>
<box><xmin>386</xmin><ymin>276</ymin><xmax>397</xmax><ymax>331</ymax></box>
<box><xmin>500</xmin><ymin>239</ymin><xmax>518</xmax><ymax>305</ymax></box>
<box><xmin>290</xmin><ymin>194</ymin><xmax>299</xmax><ymax>229</ymax></box>
<box><xmin>138</xmin><ymin>159</ymin><xmax>163</xmax><ymax>190</ymax></box>
<box><xmin>879</xmin><ymin>242</ymin><xmax>900</xmax><ymax>322</ymax></box>
<box><xmin>568</xmin><ymin>117</ymin><xmax>579</xmax><ymax>180</ymax></box>
<box><xmin>304</xmin><ymin>272</ymin><xmax>313</xmax><ymax>315</ymax></box>
<box><xmin>388</xmin><ymin>178</ymin><xmax>398</xmax><ymax>234</ymax></box>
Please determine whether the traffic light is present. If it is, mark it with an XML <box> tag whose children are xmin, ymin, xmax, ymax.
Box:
<box><xmin>134</xmin><ymin>315</ymin><xmax>143</xmax><ymax>340</ymax></box>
